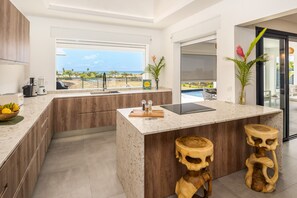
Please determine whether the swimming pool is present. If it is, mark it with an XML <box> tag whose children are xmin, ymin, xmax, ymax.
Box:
<box><xmin>182</xmin><ymin>89</ymin><xmax>203</xmax><ymax>97</ymax></box>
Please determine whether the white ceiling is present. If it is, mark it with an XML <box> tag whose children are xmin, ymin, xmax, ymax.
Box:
<box><xmin>279</xmin><ymin>14</ymin><xmax>297</xmax><ymax>25</ymax></box>
<box><xmin>11</xmin><ymin>0</ymin><xmax>222</xmax><ymax>28</ymax></box>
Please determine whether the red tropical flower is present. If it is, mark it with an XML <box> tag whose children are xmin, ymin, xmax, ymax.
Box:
<box><xmin>236</xmin><ymin>45</ymin><xmax>245</xmax><ymax>58</ymax></box>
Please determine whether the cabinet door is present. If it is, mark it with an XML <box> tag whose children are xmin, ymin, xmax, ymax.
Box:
<box><xmin>79</xmin><ymin>95</ymin><xmax>117</xmax><ymax>113</ymax></box>
<box><xmin>116</xmin><ymin>94</ymin><xmax>133</xmax><ymax>109</ymax></box>
<box><xmin>14</xmin><ymin>154</ymin><xmax>38</xmax><ymax>198</ymax></box>
<box><xmin>155</xmin><ymin>92</ymin><xmax>172</xmax><ymax>105</ymax></box>
<box><xmin>0</xmin><ymin>0</ymin><xmax>17</xmax><ymax>61</ymax></box>
<box><xmin>16</xmin><ymin>13</ymin><xmax>30</xmax><ymax>63</ymax></box>
<box><xmin>54</xmin><ymin>98</ymin><xmax>81</xmax><ymax>132</ymax></box>
<box><xmin>0</xmin><ymin>0</ymin><xmax>7</xmax><ymax>60</ymax></box>
<box><xmin>78</xmin><ymin>111</ymin><xmax>116</xmax><ymax>129</ymax></box>
<box><xmin>46</xmin><ymin>102</ymin><xmax>54</xmax><ymax>138</ymax></box>
<box><xmin>0</xmin><ymin>164</ymin><xmax>8</xmax><ymax>198</ymax></box>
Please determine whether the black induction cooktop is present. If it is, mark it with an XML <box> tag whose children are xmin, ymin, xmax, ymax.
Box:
<box><xmin>160</xmin><ymin>103</ymin><xmax>215</xmax><ymax>115</ymax></box>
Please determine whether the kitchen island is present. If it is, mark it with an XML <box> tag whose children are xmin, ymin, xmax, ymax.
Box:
<box><xmin>116</xmin><ymin>101</ymin><xmax>283</xmax><ymax>198</ymax></box>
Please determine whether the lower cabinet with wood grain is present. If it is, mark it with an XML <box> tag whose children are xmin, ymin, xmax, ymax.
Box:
<box><xmin>0</xmin><ymin>91</ymin><xmax>172</xmax><ymax>198</ymax></box>
<box><xmin>0</xmin><ymin>102</ymin><xmax>54</xmax><ymax>198</ymax></box>
<box><xmin>54</xmin><ymin>91</ymin><xmax>172</xmax><ymax>133</ymax></box>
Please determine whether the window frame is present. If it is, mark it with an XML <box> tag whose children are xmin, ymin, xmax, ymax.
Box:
<box><xmin>55</xmin><ymin>38</ymin><xmax>149</xmax><ymax>90</ymax></box>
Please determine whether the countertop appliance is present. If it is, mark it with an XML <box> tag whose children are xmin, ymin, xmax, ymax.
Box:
<box><xmin>22</xmin><ymin>77</ymin><xmax>38</xmax><ymax>97</ymax></box>
<box><xmin>37</xmin><ymin>77</ymin><xmax>47</xmax><ymax>95</ymax></box>
<box><xmin>160</xmin><ymin>103</ymin><xmax>215</xmax><ymax>115</ymax></box>
<box><xmin>0</xmin><ymin>93</ymin><xmax>24</xmax><ymax>106</ymax></box>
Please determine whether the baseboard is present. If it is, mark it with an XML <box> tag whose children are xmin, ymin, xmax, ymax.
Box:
<box><xmin>53</xmin><ymin>126</ymin><xmax>116</xmax><ymax>139</ymax></box>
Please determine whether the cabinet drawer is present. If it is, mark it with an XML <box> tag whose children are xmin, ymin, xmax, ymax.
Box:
<box><xmin>79</xmin><ymin>95</ymin><xmax>117</xmax><ymax>113</ymax></box>
<box><xmin>37</xmin><ymin>136</ymin><xmax>47</xmax><ymax>171</ymax></box>
<box><xmin>78</xmin><ymin>111</ymin><xmax>116</xmax><ymax>129</ymax></box>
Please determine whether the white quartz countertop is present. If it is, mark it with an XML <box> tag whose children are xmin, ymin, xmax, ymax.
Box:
<box><xmin>51</xmin><ymin>88</ymin><xmax>171</xmax><ymax>99</ymax></box>
<box><xmin>117</xmin><ymin>100</ymin><xmax>282</xmax><ymax>136</ymax></box>
<box><xmin>0</xmin><ymin>95</ymin><xmax>55</xmax><ymax>168</ymax></box>
<box><xmin>0</xmin><ymin>88</ymin><xmax>171</xmax><ymax>168</ymax></box>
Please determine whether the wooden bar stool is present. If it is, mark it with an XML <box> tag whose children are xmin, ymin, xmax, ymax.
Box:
<box><xmin>244</xmin><ymin>124</ymin><xmax>279</xmax><ymax>193</ymax></box>
<box><xmin>175</xmin><ymin>136</ymin><xmax>214</xmax><ymax>198</ymax></box>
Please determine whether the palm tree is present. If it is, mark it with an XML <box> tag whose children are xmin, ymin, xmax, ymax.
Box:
<box><xmin>145</xmin><ymin>56</ymin><xmax>166</xmax><ymax>89</ymax></box>
<box><xmin>108</xmin><ymin>71</ymin><xmax>119</xmax><ymax>77</ymax></box>
<box><xmin>121</xmin><ymin>72</ymin><xmax>130</xmax><ymax>87</ymax></box>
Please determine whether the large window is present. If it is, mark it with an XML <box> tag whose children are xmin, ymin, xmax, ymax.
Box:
<box><xmin>56</xmin><ymin>40</ymin><xmax>146</xmax><ymax>89</ymax></box>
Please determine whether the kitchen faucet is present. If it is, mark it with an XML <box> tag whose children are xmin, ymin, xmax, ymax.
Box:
<box><xmin>103</xmin><ymin>72</ymin><xmax>107</xmax><ymax>91</ymax></box>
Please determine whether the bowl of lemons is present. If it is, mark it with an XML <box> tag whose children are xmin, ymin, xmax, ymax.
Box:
<box><xmin>0</xmin><ymin>103</ymin><xmax>20</xmax><ymax>121</ymax></box>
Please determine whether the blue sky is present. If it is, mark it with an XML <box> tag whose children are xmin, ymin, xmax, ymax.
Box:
<box><xmin>56</xmin><ymin>48</ymin><xmax>145</xmax><ymax>72</ymax></box>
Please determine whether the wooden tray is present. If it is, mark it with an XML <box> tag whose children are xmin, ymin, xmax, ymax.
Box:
<box><xmin>129</xmin><ymin>109</ymin><xmax>164</xmax><ymax>118</ymax></box>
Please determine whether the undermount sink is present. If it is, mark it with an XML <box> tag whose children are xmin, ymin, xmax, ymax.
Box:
<box><xmin>90</xmin><ymin>90</ymin><xmax>120</xmax><ymax>95</ymax></box>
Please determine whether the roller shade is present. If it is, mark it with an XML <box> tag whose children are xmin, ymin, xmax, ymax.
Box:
<box><xmin>181</xmin><ymin>54</ymin><xmax>217</xmax><ymax>82</ymax></box>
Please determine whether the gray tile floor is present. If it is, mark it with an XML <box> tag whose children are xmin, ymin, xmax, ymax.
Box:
<box><xmin>33</xmin><ymin>131</ymin><xmax>297</xmax><ymax>198</ymax></box>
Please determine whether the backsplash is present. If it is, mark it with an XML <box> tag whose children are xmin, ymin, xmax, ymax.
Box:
<box><xmin>0</xmin><ymin>64</ymin><xmax>27</xmax><ymax>94</ymax></box>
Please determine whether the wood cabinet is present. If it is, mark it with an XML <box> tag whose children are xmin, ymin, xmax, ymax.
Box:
<box><xmin>0</xmin><ymin>92</ymin><xmax>171</xmax><ymax>197</ymax></box>
<box><xmin>54</xmin><ymin>91</ymin><xmax>172</xmax><ymax>133</ymax></box>
<box><xmin>0</xmin><ymin>0</ymin><xmax>30</xmax><ymax>64</ymax></box>
<box><xmin>54</xmin><ymin>98</ymin><xmax>81</xmax><ymax>132</ymax></box>
<box><xmin>0</xmin><ymin>102</ymin><xmax>53</xmax><ymax>198</ymax></box>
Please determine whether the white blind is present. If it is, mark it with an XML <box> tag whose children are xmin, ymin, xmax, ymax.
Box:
<box><xmin>56</xmin><ymin>39</ymin><xmax>147</xmax><ymax>52</ymax></box>
<box><xmin>181</xmin><ymin>54</ymin><xmax>217</xmax><ymax>82</ymax></box>
<box><xmin>51</xmin><ymin>27</ymin><xmax>152</xmax><ymax>44</ymax></box>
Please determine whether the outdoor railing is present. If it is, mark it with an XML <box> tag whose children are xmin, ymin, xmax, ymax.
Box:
<box><xmin>57</xmin><ymin>77</ymin><xmax>142</xmax><ymax>89</ymax></box>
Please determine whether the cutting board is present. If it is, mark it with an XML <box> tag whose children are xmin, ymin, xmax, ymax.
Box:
<box><xmin>129</xmin><ymin>109</ymin><xmax>164</xmax><ymax>118</ymax></box>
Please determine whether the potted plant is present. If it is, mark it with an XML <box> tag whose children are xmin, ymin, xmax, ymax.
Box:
<box><xmin>146</xmin><ymin>56</ymin><xmax>166</xmax><ymax>90</ymax></box>
<box><xmin>227</xmin><ymin>28</ymin><xmax>268</xmax><ymax>104</ymax></box>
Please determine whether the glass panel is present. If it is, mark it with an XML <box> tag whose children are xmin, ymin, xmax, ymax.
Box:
<box><xmin>180</xmin><ymin>40</ymin><xmax>217</xmax><ymax>103</ymax></box>
<box><xmin>263</xmin><ymin>38</ymin><xmax>285</xmax><ymax>109</ymax></box>
<box><xmin>55</xmin><ymin>46</ymin><xmax>145</xmax><ymax>90</ymax></box>
<box><xmin>289</xmin><ymin>39</ymin><xmax>297</xmax><ymax>136</ymax></box>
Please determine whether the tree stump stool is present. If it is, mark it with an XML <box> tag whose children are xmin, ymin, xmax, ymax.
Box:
<box><xmin>175</xmin><ymin>136</ymin><xmax>214</xmax><ymax>198</ymax></box>
<box><xmin>244</xmin><ymin>124</ymin><xmax>279</xmax><ymax>193</ymax></box>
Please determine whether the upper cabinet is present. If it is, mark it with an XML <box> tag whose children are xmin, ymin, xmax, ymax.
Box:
<box><xmin>0</xmin><ymin>0</ymin><xmax>30</xmax><ymax>64</ymax></box>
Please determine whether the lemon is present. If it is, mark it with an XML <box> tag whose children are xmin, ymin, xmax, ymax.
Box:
<box><xmin>12</xmin><ymin>104</ymin><xmax>19</xmax><ymax>112</ymax></box>
<box><xmin>2</xmin><ymin>108</ymin><xmax>12</xmax><ymax>114</ymax></box>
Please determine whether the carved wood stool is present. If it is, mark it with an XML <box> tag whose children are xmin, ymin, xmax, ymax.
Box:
<box><xmin>244</xmin><ymin>124</ymin><xmax>279</xmax><ymax>193</ymax></box>
<box><xmin>175</xmin><ymin>136</ymin><xmax>214</xmax><ymax>198</ymax></box>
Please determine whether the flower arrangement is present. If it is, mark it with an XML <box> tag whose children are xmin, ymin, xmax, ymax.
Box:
<box><xmin>146</xmin><ymin>56</ymin><xmax>166</xmax><ymax>90</ymax></box>
<box><xmin>227</xmin><ymin>28</ymin><xmax>268</xmax><ymax>104</ymax></box>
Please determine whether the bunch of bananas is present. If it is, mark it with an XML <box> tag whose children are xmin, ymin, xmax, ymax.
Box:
<box><xmin>0</xmin><ymin>103</ymin><xmax>20</xmax><ymax>114</ymax></box>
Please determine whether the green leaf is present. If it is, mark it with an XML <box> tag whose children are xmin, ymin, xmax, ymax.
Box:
<box><xmin>245</xmin><ymin>28</ymin><xmax>267</xmax><ymax>59</ymax></box>
<box><xmin>145</xmin><ymin>56</ymin><xmax>166</xmax><ymax>79</ymax></box>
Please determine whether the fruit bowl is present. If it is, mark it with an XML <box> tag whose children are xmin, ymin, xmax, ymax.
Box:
<box><xmin>0</xmin><ymin>111</ymin><xmax>19</xmax><ymax>121</ymax></box>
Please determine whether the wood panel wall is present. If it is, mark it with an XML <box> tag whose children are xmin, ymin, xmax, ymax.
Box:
<box><xmin>144</xmin><ymin>116</ymin><xmax>259</xmax><ymax>198</ymax></box>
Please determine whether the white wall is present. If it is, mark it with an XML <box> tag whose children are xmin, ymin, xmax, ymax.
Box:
<box><xmin>234</xmin><ymin>26</ymin><xmax>256</xmax><ymax>104</ymax></box>
<box><xmin>161</xmin><ymin>0</ymin><xmax>297</xmax><ymax>103</ymax></box>
<box><xmin>253</xmin><ymin>19</ymin><xmax>297</xmax><ymax>35</ymax></box>
<box><xmin>0</xmin><ymin>64</ymin><xmax>27</xmax><ymax>94</ymax></box>
<box><xmin>29</xmin><ymin>16</ymin><xmax>162</xmax><ymax>91</ymax></box>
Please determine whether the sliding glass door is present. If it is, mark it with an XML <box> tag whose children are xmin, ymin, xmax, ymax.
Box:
<box><xmin>257</xmin><ymin>28</ymin><xmax>297</xmax><ymax>141</ymax></box>
<box><xmin>288</xmin><ymin>38</ymin><xmax>297</xmax><ymax>137</ymax></box>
